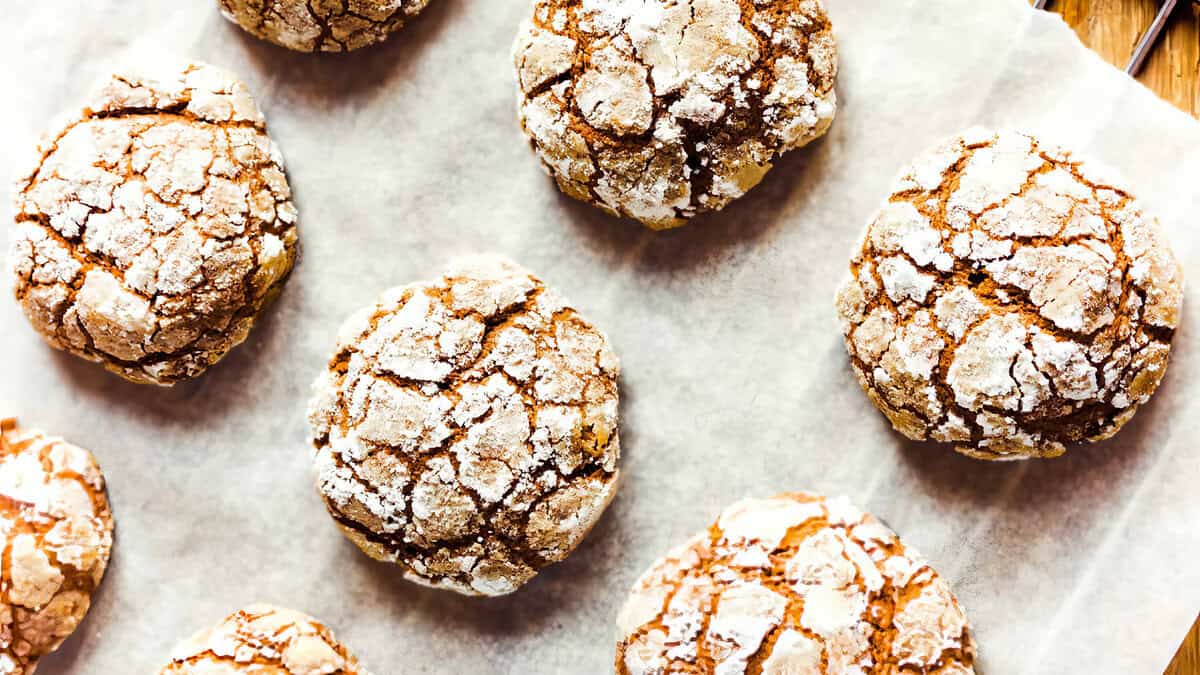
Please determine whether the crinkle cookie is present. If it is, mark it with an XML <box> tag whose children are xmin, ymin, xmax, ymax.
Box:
<box><xmin>218</xmin><ymin>0</ymin><xmax>433</xmax><ymax>52</ymax></box>
<box><xmin>616</xmin><ymin>493</ymin><xmax>976</xmax><ymax>675</ymax></box>
<box><xmin>308</xmin><ymin>255</ymin><xmax>620</xmax><ymax>596</ymax></box>
<box><xmin>0</xmin><ymin>418</ymin><xmax>115</xmax><ymax>675</ymax></box>
<box><xmin>158</xmin><ymin>604</ymin><xmax>370</xmax><ymax>674</ymax></box>
<box><xmin>835</xmin><ymin>129</ymin><xmax>1183</xmax><ymax>460</ymax></box>
<box><xmin>513</xmin><ymin>0</ymin><xmax>838</xmax><ymax>229</ymax></box>
<box><xmin>7</xmin><ymin>62</ymin><xmax>299</xmax><ymax>386</ymax></box>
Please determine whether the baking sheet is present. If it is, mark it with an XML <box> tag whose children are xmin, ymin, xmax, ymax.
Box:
<box><xmin>1</xmin><ymin>0</ymin><xmax>1197</xmax><ymax>672</ymax></box>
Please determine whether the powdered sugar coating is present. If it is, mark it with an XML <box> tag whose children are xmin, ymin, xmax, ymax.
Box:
<box><xmin>308</xmin><ymin>255</ymin><xmax>621</xmax><ymax>596</ymax></box>
<box><xmin>0</xmin><ymin>418</ymin><xmax>114</xmax><ymax>675</ymax></box>
<box><xmin>6</xmin><ymin>62</ymin><xmax>298</xmax><ymax>386</ymax></box>
<box><xmin>835</xmin><ymin>129</ymin><xmax>1184</xmax><ymax>460</ymax></box>
<box><xmin>158</xmin><ymin>604</ymin><xmax>371</xmax><ymax>674</ymax></box>
<box><xmin>513</xmin><ymin>0</ymin><xmax>838</xmax><ymax>230</ymax></box>
<box><xmin>218</xmin><ymin>0</ymin><xmax>433</xmax><ymax>52</ymax></box>
<box><xmin>615</xmin><ymin>493</ymin><xmax>975</xmax><ymax>674</ymax></box>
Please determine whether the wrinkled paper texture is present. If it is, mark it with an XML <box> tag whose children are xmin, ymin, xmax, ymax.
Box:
<box><xmin>0</xmin><ymin>0</ymin><xmax>1196</xmax><ymax>673</ymax></box>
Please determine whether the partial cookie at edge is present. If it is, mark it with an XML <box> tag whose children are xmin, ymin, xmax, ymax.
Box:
<box><xmin>513</xmin><ymin>0</ymin><xmax>838</xmax><ymax>229</ymax></box>
<box><xmin>615</xmin><ymin>492</ymin><xmax>976</xmax><ymax>674</ymax></box>
<box><xmin>0</xmin><ymin>417</ymin><xmax>115</xmax><ymax>675</ymax></box>
<box><xmin>157</xmin><ymin>604</ymin><xmax>371</xmax><ymax>674</ymax></box>
<box><xmin>217</xmin><ymin>0</ymin><xmax>434</xmax><ymax>52</ymax></box>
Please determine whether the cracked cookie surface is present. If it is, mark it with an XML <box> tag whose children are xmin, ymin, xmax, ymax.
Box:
<box><xmin>513</xmin><ymin>0</ymin><xmax>838</xmax><ymax>230</ymax></box>
<box><xmin>7</xmin><ymin>62</ymin><xmax>299</xmax><ymax>386</ymax></box>
<box><xmin>158</xmin><ymin>604</ymin><xmax>371</xmax><ymax>674</ymax></box>
<box><xmin>218</xmin><ymin>0</ymin><xmax>433</xmax><ymax>52</ymax></box>
<box><xmin>615</xmin><ymin>493</ymin><xmax>976</xmax><ymax>675</ymax></box>
<box><xmin>835</xmin><ymin>129</ymin><xmax>1184</xmax><ymax>460</ymax></box>
<box><xmin>308</xmin><ymin>255</ymin><xmax>620</xmax><ymax>596</ymax></box>
<box><xmin>0</xmin><ymin>418</ymin><xmax>114</xmax><ymax>675</ymax></box>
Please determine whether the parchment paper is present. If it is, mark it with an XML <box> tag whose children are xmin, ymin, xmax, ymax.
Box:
<box><xmin>0</xmin><ymin>1</ymin><xmax>1197</xmax><ymax>673</ymax></box>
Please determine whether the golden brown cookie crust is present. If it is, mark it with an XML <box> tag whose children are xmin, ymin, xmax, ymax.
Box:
<box><xmin>157</xmin><ymin>604</ymin><xmax>371</xmax><ymax>674</ymax></box>
<box><xmin>7</xmin><ymin>62</ymin><xmax>299</xmax><ymax>386</ymax></box>
<box><xmin>218</xmin><ymin>0</ymin><xmax>433</xmax><ymax>52</ymax></box>
<box><xmin>0</xmin><ymin>418</ymin><xmax>114</xmax><ymax>675</ymax></box>
<box><xmin>308</xmin><ymin>255</ymin><xmax>621</xmax><ymax>596</ymax></box>
<box><xmin>513</xmin><ymin>0</ymin><xmax>838</xmax><ymax>229</ymax></box>
<box><xmin>835</xmin><ymin>129</ymin><xmax>1184</xmax><ymax>460</ymax></box>
<box><xmin>615</xmin><ymin>493</ymin><xmax>976</xmax><ymax>674</ymax></box>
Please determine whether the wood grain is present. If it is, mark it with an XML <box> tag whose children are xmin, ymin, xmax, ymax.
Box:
<box><xmin>1041</xmin><ymin>0</ymin><xmax>1200</xmax><ymax>117</ymax></box>
<box><xmin>1169</xmin><ymin>615</ymin><xmax>1200</xmax><ymax>675</ymax></box>
<box><xmin>1030</xmin><ymin>2</ymin><xmax>1199</xmax><ymax>673</ymax></box>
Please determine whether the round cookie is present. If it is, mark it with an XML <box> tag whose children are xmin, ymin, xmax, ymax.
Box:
<box><xmin>7</xmin><ymin>62</ymin><xmax>298</xmax><ymax>386</ymax></box>
<box><xmin>158</xmin><ymin>604</ymin><xmax>370</xmax><ymax>674</ymax></box>
<box><xmin>513</xmin><ymin>0</ymin><xmax>838</xmax><ymax>230</ymax></box>
<box><xmin>616</xmin><ymin>493</ymin><xmax>976</xmax><ymax>675</ymax></box>
<box><xmin>308</xmin><ymin>255</ymin><xmax>620</xmax><ymax>596</ymax></box>
<box><xmin>835</xmin><ymin>128</ymin><xmax>1183</xmax><ymax>460</ymax></box>
<box><xmin>218</xmin><ymin>0</ymin><xmax>433</xmax><ymax>52</ymax></box>
<box><xmin>0</xmin><ymin>417</ymin><xmax>115</xmax><ymax>674</ymax></box>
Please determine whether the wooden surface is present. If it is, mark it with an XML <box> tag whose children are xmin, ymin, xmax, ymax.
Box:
<box><xmin>1031</xmin><ymin>3</ymin><xmax>1199</xmax><ymax>673</ymax></box>
<box><xmin>1170</xmin><ymin>616</ymin><xmax>1200</xmax><ymax>675</ymax></box>
<box><xmin>1043</xmin><ymin>0</ymin><xmax>1200</xmax><ymax>116</ymax></box>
